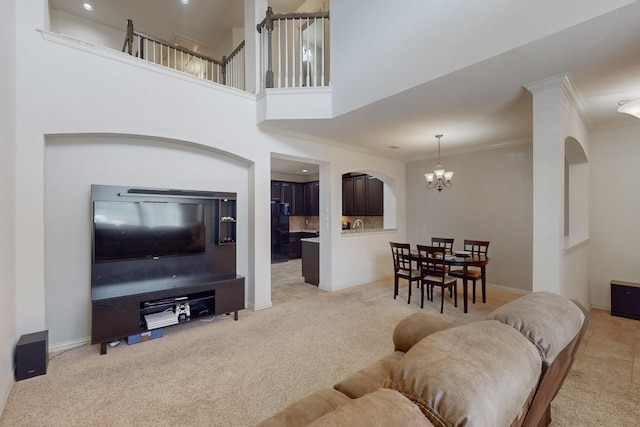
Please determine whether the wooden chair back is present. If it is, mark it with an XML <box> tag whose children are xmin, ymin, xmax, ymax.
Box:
<box><xmin>389</xmin><ymin>242</ymin><xmax>412</xmax><ymax>271</ymax></box>
<box><xmin>431</xmin><ymin>237</ymin><xmax>454</xmax><ymax>254</ymax></box>
<box><xmin>463</xmin><ymin>239</ymin><xmax>490</xmax><ymax>256</ymax></box>
<box><xmin>416</xmin><ymin>245</ymin><xmax>446</xmax><ymax>280</ymax></box>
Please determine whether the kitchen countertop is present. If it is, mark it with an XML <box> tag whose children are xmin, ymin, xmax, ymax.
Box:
<box><xmin>290</xmin><ymin>229</ymin><xmax>320</xmax><ymax>234</ymax></box>
<box><xmin>300</xmin><ymin>237</ymin><xmax>319</xmax><ymax>243</ymax></box>
<box><xmin>341</xmin><ymin>228</ymin><xmax>395</xmax><ymax>235</ymax></box>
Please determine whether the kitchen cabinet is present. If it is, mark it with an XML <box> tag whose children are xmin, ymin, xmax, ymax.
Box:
<box><xmin>271</xmin><ymin>180</ymin><xmax>317</xmax><ymax>216</ymax></box>
<box><xmin>291</xmin><ymin>183</ymin><xmax>305</xmax><ymax>216</ymax></box>
<box><xmin>304</xmin><ymin>181</ymin><xmax>320</xmax><ymax>216</ymax></box>
<box><xmin>342</xmin><ymin>176</ymin><xmax>354</xmax><ymax>215</ymax></box>
<box><xmin>301</xmin><ymin>239</ymin><xmax>319</xmax><ymax>286</ymax></box>
<box><xmin>288</xmin><ymin>231</ymin><xmax>318</xmax><ymax>259</ymax></box>
<box><xmin>342</xmin><ymin>174</ymin><xmax>383</xmax><ymax>216</ymax></box>
<box><xmin>366</xmin><ymin>175</ymin><xmax>384</xmax><ymax>215</ymax></box>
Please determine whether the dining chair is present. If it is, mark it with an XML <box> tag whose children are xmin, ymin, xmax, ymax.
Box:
<box><xmin>430</xmin><ymin>237</ymin><xmax>454</xmax><ymax>279</ymax></box>
<box><xmin>389</xmin><ymin>242</ymin><xmax>422</xmax><ymax>304</ymax></box>
<box><xmin>431</xmin><ymin>237</ymin><xmax>454</xmax><ymax>254</ymax></box>
<box><xmin>449</xmin><ymin>239</ymin><xmax>490</xmax><ymax>304</ymax></box>
<box><xmin>416</xmin><ymin>245</ymin><xmax>458</xmax><ymax>313</ymax></box>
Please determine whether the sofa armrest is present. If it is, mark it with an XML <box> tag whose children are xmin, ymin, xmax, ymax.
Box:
<box><xmin>393</xmin><ymin>313</ymin><xmax>454</xmax><ymax>353</ymax></box>
<box><xmin>384</xmin><ymin>320</ymin><xmax>542</xmax><ymax>427</ymax></box>
<box><xmin>486</xmin><ymin>292</ymin><xmax>586</xmax><ymax>364</ymax></box>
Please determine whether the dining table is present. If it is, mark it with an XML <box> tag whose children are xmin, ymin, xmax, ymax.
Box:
<box><xmin>410</xmin><ymin>250</ymin><xmax>490</xmax><ymax>313</ymax></box>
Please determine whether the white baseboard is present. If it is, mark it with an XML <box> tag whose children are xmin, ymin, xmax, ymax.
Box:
<box><xmin>486</xmin><ymin>284</ymin><xmax>530</xmax><ymax>295</ymax></box>
<box><xmin>49</xmin><ymin>337</ymin><xmax>90</xmax><ymax>353</ymax></box>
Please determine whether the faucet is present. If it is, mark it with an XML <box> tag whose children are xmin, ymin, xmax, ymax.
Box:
<box><xmin>353</xmin><ymin>218</ymin><xmax>364</xmax><ymax>230</ymax></box>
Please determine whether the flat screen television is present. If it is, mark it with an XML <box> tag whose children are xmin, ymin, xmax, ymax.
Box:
<box><xmin>93</xmin><ymin>201</ymin><xmax>206</xmax><ymax>263</ymax></box>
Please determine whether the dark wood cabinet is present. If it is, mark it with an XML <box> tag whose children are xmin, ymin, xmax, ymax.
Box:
<box><xmin>342</xmin><ymin>176</ymin><xmax>354</xmax><ymax>216</ymax></box>
<box><xmin>366</xmin><ymin>175</ymin><xmax>384</xmax><ymax>215</ymax></box>
<box><xmin>272</xmin><ymin>180</ymin><xmax>318</xmax><ymax>216</ymax></box>
<box><xmin>271</xmin><ymin>181</ymin><xmax>282</xmax><ymax>200</ymax></box>
<box><xmin>289</xmin><ymin>233</ymin><xmax>301</xmax><ymax>259</ymax></box>
<box><xmin>611</xmin><ymin>280</ymin><xmax>640</xmax><ymax>320</ymax></box>
<box><xmin>301</xmin><ymin>240</ymin><xmax>319</xmax><ymax>286</ymax></box>
<box><xmin>291</xmin><ymin>183</ymin><xmax>305</xmax><ymax>216</ymax></box>
<box><xmin>353</xmin><ymin>175</ymin><xmax>367</xmax><ymax>215</ymax></box>
<box><xmin>304</xmin><ymin>181</ymin><xmax>320</xmax><ymax>216</ymax></box>
<box><xmin>281</xmin><ymin>182</ymin><xmax>293</xmax><ymax>205</ymax></box>
<box><xmin>92</xmin><ymin>275</ymin><xmax>245</xmax><ymax>354</ymax></box>
<box><xmin>342</xmin><ymin>174</ymin><xmax>383</xmax><ymax>216</ymax></box>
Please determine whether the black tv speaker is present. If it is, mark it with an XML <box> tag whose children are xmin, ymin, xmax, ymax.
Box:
<box><xmin>15</xmin><ymin>330</ymin><xmax>48</xmax><ymax>381</ymax></box>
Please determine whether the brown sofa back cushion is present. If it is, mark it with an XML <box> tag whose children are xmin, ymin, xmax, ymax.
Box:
<box><xmin>309</xmin><ymin>388</ymin><xmax>435</xmax><ymax>427</ymax></box>
<box><xmin>384</xmin><ymin>320</ymin><xmax>541</xmax><ymax>427</ymax></box>
<box><xmin>256</xmin><ymin>388</ymin><xmax>351</xmax><ymax>427</ymax></box>
<box><xmin>486</xmin><ymin>291</ymin><xmax>585</xmax><ymax>363</ymax></box>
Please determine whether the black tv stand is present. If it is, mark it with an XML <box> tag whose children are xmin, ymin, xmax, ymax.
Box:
<box><xmin>92</xmin><ymin>274</ymin><xmax>244</xmax><ymax>354</ymax></box>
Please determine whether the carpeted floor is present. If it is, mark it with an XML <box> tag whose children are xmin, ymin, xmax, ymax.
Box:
<box><xmin>1</xmin><ymin>273</ymin><xmax>638</xmax><ymax>426</ymax></box>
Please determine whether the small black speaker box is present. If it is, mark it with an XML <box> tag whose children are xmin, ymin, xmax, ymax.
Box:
<box><xmin>15</xmin><ymin>330</ymin><xmax>48</xmax><ymax>381</ymax></box>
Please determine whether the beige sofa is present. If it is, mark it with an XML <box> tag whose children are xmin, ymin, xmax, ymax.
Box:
<box><xmin>257</xmin><ymin>292</ymin><xmax>588</xmax><ymax>427</ymax></box>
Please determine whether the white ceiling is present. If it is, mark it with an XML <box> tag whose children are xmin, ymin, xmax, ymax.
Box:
<box><xmin>49</xmin><ymin>1</ymin><xmax>640</xmax><ymax>172</ymax></box>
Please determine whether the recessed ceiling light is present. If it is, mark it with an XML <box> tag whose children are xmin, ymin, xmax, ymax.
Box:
<box><xmin>181</xmin><ymin>0</ymin><xmax>190</xmax><ymax>4</ymax></box>
<box><xmin>83</xmin><ymin>3</ymin><xmax>93</xmax><ymax>11</ymax></box>
<box><xmin>302</xmin><ymin>169</ymin><xmax>308</xmax><ymax>173</ymax></box>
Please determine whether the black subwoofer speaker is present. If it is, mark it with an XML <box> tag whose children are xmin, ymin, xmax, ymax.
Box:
<box><xmin>15</xmin><ymin>330</ymin><xmax>48</xmax><ymax>381</ymax></box>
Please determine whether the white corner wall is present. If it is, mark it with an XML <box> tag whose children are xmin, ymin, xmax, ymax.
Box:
<box><xmin>329</xmin><ymin>0</ymin><xmax>635</xmax><ymax>117</ymax></box>
<box><xmin>0</xmin><ymin>0</ymin><xmax>18</xmax><ymax>414</ymax></box>
<box><xmin>406</xmin><ymin>143</ymin><xmax>533</xmax><ymax>293</ymax></box>
<box><xmin>589</xmin><ymin>122</ymin><xmax>640</xmax><ymax>309</ymax></box>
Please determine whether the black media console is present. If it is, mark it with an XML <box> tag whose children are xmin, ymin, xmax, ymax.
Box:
<box><xmin>91</xmin><ymin>274</ymin><xmax>244</xmax><ymax>354</ymax></box>
<box><xmin>90</xmin><ymin>185</ymin><xmax>244</xmax><ymax>354</ymax></box>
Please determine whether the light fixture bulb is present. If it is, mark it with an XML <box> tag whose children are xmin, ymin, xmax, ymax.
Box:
<box><xmin>83</xmin><ymin>3</ymin><xmax>93</xmax><ymax>11</ymax></box>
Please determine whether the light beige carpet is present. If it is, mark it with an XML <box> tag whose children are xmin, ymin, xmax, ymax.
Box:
<box><xmin>0</xmin><ymin>280</ymin><xmax>636</xmax><ymax>426</ymax></box>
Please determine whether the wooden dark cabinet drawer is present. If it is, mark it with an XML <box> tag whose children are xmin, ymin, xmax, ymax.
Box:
<box><xmin>611</xmin><ymin>280</ymin><xmax>640</xmax><ymax>320</ymax></box>
<box><xmin>91</xmin><ymin>300</ymin><xmax>139</xmax><ymax>344</ymax></box>
<box><xmin>215</xmin><ymin>279</ymin><xmax>245</xmax><ymax>315</ymax></box>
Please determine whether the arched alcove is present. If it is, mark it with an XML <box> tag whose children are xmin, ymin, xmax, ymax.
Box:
<box><xmin>564</xmin><ymin>136</ymin><xmax>589</xmax><ymax>246</ymax></box>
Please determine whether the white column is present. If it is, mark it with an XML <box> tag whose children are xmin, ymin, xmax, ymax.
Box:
<box><xmin>525</xmin><ymin>75</ymin><xmax>569</xmax><ymax>294</ymax></box>
<box><xmin>245</xmin><ymin>0</ymin><xmax>268</xmax><ymax>94</ymax></box>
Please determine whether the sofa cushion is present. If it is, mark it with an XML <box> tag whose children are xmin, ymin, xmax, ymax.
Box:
<box><xmin>309</xmin><ymin>388</ymin><xmax>434</xmax><ymax>427</ymax></box>
<box><xmin>384</xmin><ymin>320</ymin><xmax>541</xmax><ymax>427</ymax></box>
<box><xmin>393</xmin><ymin>312</ymin><xmax>454</xmax><ymax>353</ymax></box>
<box><xmin>256</xmin><ymin>388</ymin><xmax>351</xmax><ymax>427</ymax></box>
<box><xmin>486</xmin><ymin>291</ymin><xmax>585</xmax><ymax>363</ymax></box>
<box><xmin>334</xmin><ymin>351</ymin><xmax>404</xmax><ymax>399</ymax></box>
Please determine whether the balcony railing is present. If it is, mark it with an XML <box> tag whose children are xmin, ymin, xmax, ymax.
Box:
<box><xmin>257</xmin><ymin>7</ymin><xmax>330</xmax><ymax>90</ymax></box>
<box><xmin>122</xmin><ymin>19</ymin><xmax>245</xmax><ymax>91</ymax></box>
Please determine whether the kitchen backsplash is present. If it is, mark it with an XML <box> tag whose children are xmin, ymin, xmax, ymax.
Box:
<box><xmin>341</xmin><ymin>216</ymin><xmax>384</xmax><ymax>229</ymax></box>
<box><xmin>289</xmin><ymin>215</ymin><xmax>320</xmax><ymax>231</ymax></box>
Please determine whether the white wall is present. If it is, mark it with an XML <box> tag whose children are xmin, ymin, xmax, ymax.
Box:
<box><xmin>50</xmin><ymin>8</ymin><xmax>123</xmax><ymax>51</ymax></box>
<box><xmin>0</xmin><ymin>0</ymin><xmax>18</xmax><ymax>413</ymax></box>
<box><xmin>406</xmin><ymin>143</ymin><xmax>533</xmax><ymax>293</ymax></box>
<box><xmin>589</xmin><ymin>122</ymin><xmax>640</xmax><ymax>309</ymax></box>
<box><xmin>329</xmin><ymin>0</ymin><xmax>634</xmax><ymax>117</ymax></box>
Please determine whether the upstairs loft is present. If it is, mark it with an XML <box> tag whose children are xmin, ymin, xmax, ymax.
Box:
<box><xmin>48</xmin><ymin>5</ymin><xmax>333</xmax><ymax>123</ymax></box>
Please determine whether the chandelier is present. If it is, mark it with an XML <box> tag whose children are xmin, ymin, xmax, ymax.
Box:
<box><xmin>424</xmin><ymin>134</ymin><xmax>453</xmax><ymax>192</ymax></box>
